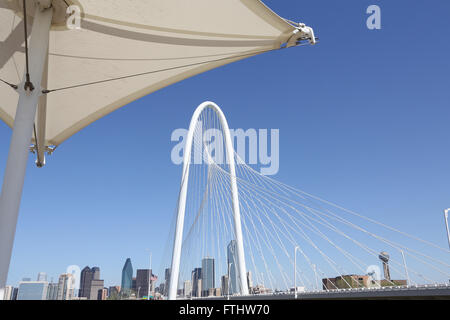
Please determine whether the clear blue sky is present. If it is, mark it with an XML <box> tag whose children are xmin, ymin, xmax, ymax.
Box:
<box><xmin>1</xmin><ymin>0</ymin><xmax>449</xmax><ymax>287</ymax></box>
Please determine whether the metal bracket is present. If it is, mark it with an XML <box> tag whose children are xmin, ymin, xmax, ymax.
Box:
<box><xmin>29</xmin><ymin>144</ymin><xmax>57</xmax><ymax>167</ymax></box>
<box><xmin>285</xmin><ymin>22</ymin><xmax>317</xmax><ymax>48</ymax></box>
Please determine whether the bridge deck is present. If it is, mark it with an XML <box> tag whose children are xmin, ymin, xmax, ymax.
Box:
<box><xmin>187</xmin><ymin>285</ymin><xmax>450</xmax><ymax>300</ymax></box>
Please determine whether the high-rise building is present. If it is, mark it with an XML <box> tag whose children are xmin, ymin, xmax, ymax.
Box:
<box><xmin>90</xmin><ymin>279</ymin><xmax>105</xmax><ymax>300</ymax></box>
<box><xmin>183</xmin><ymin>280</ymin><xmax>192</xmax><ymax>298</ymax></box>
<box><xmin>136</xmin><ymin>269</ymin><xmax>151</xmax><ymax>298</ymax></box>
<box><xmin>3</xmin><ymin>286</ymin><xmax>13</xmax><ymax>300</ymax></box>
<box><xmin>37</xmin><ymin>272</ymin><xmax>47</xmax><ymax>282</ymax></box>
<box><xmin>227</xmin><ymin>240</ymin><xmax>239</xmax><ymax>295</ymax></box>
<box><xmin>191</xmin><ymin>268</ymin><xmax>202</xmax><ymax>298</ymax></box>
<box><xmin>57</xmin><ymin>274</ymin><xmax>74</xmax><ymax>300</ymax></box>
<box><xmin>121</xmin><ymin>258</ymin><xmax>133</xmax><ymax>293</ymax></box>
<box><xmin>247</xmin><ymin>271</ymin><xmax>253</xmax><ymax>291</ymax></box>
<box><xmin>79</xmin><ymin>266</ymin><xmax>104</xmax><ymax>300</ymax></box>
<box><xmin>201</xmin><ymin>257</ymin><xmax>215</xmax><ymax>297</ymax></box>
<box><xmin>221</xmin><ymin>275</ymin><xmax>229</xmax><ymax>297</ymax></box>
<box><xmin>17</xmin><ymin>281</ymin><xmax>48</xmax><ymax>300</ymax></box>
<box><xmin>196</xmin><ymin>279</ymin><xmax>202</xmax><ymax>297</ymax></box>
<box><xmin>92</xmin><ymin>267</ymin><xmax>100</xmax><ymax>280</ymax></box>
<box><xmin>164</xmin><ymin>268</ymin><xmax>171</xmax><ymax>296</ymax></box>
<box><xmin>47</xmin><ymin>282</ymin><xmax>59</xmax><ymax>300</ymax></box>
<box><xmin>79</xmin><ymin>266</ymin><xmax>94</xmax><ymax>299</ymax></box>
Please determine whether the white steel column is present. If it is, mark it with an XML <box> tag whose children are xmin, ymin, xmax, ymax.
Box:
<box><xmin>168</xmin><ymin>101</ymin><xmax>249</xmax><ymax>300</ymax></box>
<box><xmin>0</xmin><ymin>5</ymin><xmax>53</xmax><ymax>290</ymax></box>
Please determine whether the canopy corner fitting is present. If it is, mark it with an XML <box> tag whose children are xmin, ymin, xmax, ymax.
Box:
<box><xmin>286</xmin><ymin>23</ymin><xmax>317</xmax><ymax>48</ymax></box>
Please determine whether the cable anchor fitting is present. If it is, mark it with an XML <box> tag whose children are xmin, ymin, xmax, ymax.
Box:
<box><xmin>24</xmin><ymin>74</ymin><xmax>35</xmax><ymax>92</ymax></box>
<box><xmin>286</xmin><ymin>23</ymin><xmax>317</xmax><ymax>48</ymax></box>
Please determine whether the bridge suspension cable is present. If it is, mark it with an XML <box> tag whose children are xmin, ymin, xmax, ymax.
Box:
<box><xmin>159</xmin><ymin>103</ymin><xmax>450</xmax><ymax>298</ymax></box>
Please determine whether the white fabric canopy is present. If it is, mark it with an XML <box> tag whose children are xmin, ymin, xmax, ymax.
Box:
<box><xmin>0</xmin><ymin>0</ymin><xmax>312</xmax><ymax>148</ymax></box>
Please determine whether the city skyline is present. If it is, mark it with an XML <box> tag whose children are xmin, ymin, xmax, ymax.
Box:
<box><xmin>3</xmin><ymin>243</ymin><xmax>446</xmax><ymax>300</ymax></box>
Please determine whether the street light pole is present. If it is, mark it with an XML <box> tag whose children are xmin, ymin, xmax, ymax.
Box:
<box><xmin>149</xmin><ymin>252</ymin><xmax>152</xmax><ymax>299</ymax></box>
<box><xmin>400</xmin><ymin>250</ymin><xmax>410</xmax><ymax>286</ymax></box>
<box><xmin>294</xmin><ymin>246</ymin><xmax>299</xmax><ymax>299</ymax></box>
<box><xmin>261</xmin><ymin>272</ymin><xmax>264</xmax><ymax>292</ymax></box>
<box><xmin>312</xmin><ymin>264</ymin><xmax>319</xmax><ymax>291</ymax></box>
<box><xmin>444</xmin><ymin>209</ymin><xmax>450</xmax><ymax>251</ymax></box>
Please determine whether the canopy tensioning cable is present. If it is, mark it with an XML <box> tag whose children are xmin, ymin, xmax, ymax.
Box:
<box><xmin>22</xmin><ymin>0</ymin><xmax>34</xmax><ymax>91</ymax></box>
<box><xmin>41</xmin><ymin>48</ymin><xmax>278</xmax><ymax>94</ymax></box>
<box><xmin>0</xmin><ymin>78</ymin><xmax>18</xmax><ymax>90</ymax></box>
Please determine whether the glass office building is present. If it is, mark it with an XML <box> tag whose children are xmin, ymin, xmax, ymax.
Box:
<box><xmin>227</xmin><ymin>240</ymin><xmax>239</xmax><ymax>295</ymax></box>
<box><xmin>201</xmin><ymin>257</ymin><xmax>215</xmax><ymax>296</ymax></box>
<box><xmin>17</xmin><ymin>282</ymin><xmax>48</xmax><ymax>300</ymax></box>
<box><xmin>121</xmin><ymin>258</ymin><xmax>133</xmax><ymax>292</ymax></box>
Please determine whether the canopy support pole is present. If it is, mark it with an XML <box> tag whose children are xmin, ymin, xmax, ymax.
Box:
<box><xmin>0</xmin><ymin>5</ymin><xmax>53</xmax><ymax>295</ymax></box>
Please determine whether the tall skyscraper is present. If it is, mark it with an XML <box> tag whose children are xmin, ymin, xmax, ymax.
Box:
<box><xmin>92</xmin><ymin>267</ymin><xmax>100</xmax><ymax>280</ymax></box>
<box><xmin>164</xmin><ymin>268</ymin><xmax>171</xmax><ymax>296</ymax></box>
<box><xmin>227</xmin><ymin>240</ymin><xmax>239</xmax><ymax>294</ymax></box>
<box><xmin>136</xmin><ymin>269</ymin><xmax>151</xmax><ymax>298</ymax></box>
<box><xmin>121</xmin><ymin>258</ymin><xmax>133</xmax><ymax>293</ymax></box>
<box><xmin>17</xmin><ymin>281</ymin><xmax>48</xmax><ymax>300</ymax></box>
<box><xmin>191</xmin><ymin>268</ymin><xmax>202</xmax><ymax>298</ymax></box>
<box><xmin>201</xmin><ymin>257</ymin><xmax>215</xmax><ymax>297</ymax></box>
<box><xmin>79</xmin><ymin>266</ymin><xmax>93</xmax><ymax>299</ymax></box>
<box><xmin>79</xmin><ymin>266</ymin><xmax>104</xmax><ymax>300</ymax></box>
<box><xmin>57</xmin><ymin>274</ymin><xmax>74</xmax><ymax>300</ymax></box>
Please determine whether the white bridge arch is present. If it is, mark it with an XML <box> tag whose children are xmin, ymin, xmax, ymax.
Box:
<box><xmin>168</xmin><ymin>101</ymin><xmax>249</xmax><ymax>300</ymax></box>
